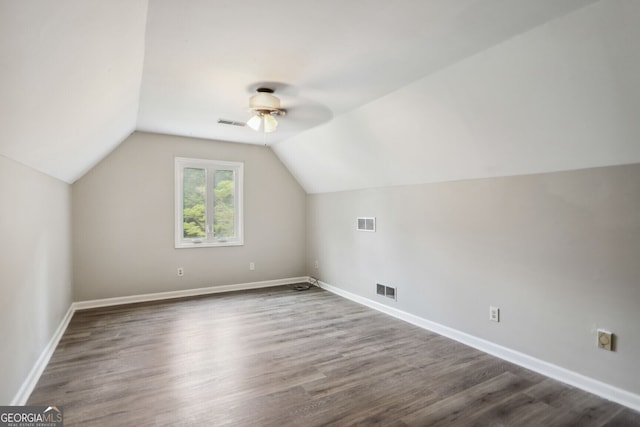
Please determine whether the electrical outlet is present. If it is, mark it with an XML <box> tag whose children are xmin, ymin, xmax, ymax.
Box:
<box><xmin>249</xmin><ymin>262</ymin><xmax>255</xmax><ymax>271</ymax></box>
<box><xmin>489</xmin><ymin>306</ymin><xmax>500</xmax><ymax>322</ymax></box>
<box><xmin>314</xmin><ymin>260</ymin><xmax>319</xmax><ymax>269</ymax></box>
<box><xmin>177</xmin><ymin>267</ymin><xmax>184</xmax><ymax>277</ymax></box>
<box><xmin>597</xmin><ymin>329</ymin><xmax>613</xmax><ymax>351</ymax></box>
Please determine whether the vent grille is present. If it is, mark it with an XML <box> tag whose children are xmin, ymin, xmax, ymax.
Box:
<box><xmin>357</xmin><ymin>217</ymin><xmax>376</xmax><ymax>232</ymax></box>
<box><xmin>385</xmin><ymin>286</ymin><xmax>396</xmax><ymax>300</ymax></box>
<box><xmin>376</xmin><ymin>283</ymin><xmax>396</xmax><ymax>300</ymax></box>
<box><xmin>217</xmin><ymin>118</ymin><xmax>246</xmax><ymax>127</ymax></box>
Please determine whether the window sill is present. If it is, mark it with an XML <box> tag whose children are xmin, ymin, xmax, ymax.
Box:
<box><xmin>175</xmin><ymin>240</ymin><xmax>244</xmax><ymax>249</ymax></box>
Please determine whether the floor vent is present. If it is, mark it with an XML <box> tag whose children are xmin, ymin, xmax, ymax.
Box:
<box><xmin>357</xmin><ymin>217</ymin><xmax>376</xmax><ymax>232</ymax></box>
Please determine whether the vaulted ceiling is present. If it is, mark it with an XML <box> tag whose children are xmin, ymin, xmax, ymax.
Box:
<box><xmin>2</xmin><ymin>0</ymin><xmax>639</xmax><ymax>192</ymax></box>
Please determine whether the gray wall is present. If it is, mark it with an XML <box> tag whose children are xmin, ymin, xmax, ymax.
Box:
<box><xmin>73</xmin><ymin>132</ymin><xmax>306</xmax><ymax>301</ymax></box>
<box><xmin>0</xmin><ymin>155</ymin><xmax>72</xmax><ymax>404</ymax></box>
<box><xmin>307</xmin><ymin>163</ymin><xmax>640</xmax><ymax>395</ymax></box>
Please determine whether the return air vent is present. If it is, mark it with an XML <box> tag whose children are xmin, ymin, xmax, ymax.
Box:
<box><xmin>376</xmin><ymin>283</ymin><xmax>396</xmax><ymax>301</ymax></box>
<box><xmin>357</xmin><ymin>217</ymin><xmax>376</xmax><ymax>232</ymax></box>
<box><xmin>385</xmin><ymin>286</ymin><xmax>396</xmax><ymax>300</ymax></box>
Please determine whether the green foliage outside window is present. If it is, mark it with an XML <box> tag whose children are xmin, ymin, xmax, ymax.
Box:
<box><xmin>183</xmin><ymin>168</ymin><xmax>235</xmax><ymax>239</ymax></box>
<box><xmin>214</xmin><ymin>170</ymin><xmax>234</xmax><ymax>238</ymax></box>
<box><xmin>183</xmin><ymin>168</ymin><xmax>206</xmax><ymax>238</ymax></box>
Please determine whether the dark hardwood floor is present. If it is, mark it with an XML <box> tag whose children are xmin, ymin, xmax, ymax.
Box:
<box><xmin>28</xmin><ymin>285</ymin><xmax>640</xmax><ymax>426</ymax></box>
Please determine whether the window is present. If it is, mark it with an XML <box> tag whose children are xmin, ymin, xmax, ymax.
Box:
<box><xmin>175</xmin><ymin>157</ymin><xmax>243</xmax><ymax>248</ymax></box>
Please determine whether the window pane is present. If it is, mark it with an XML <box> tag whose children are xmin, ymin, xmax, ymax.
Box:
<box><xmin>183</xmin><ymin>167</ymin><xmax>206</xmax><ymax>238</ymax></box>
<box><xmin>214</xmin><ymin>170</ymin><xmax>235</xmax><ymax>238</ymax></box>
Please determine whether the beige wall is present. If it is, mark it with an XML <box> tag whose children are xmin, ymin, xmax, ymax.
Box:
<box><xmin>72</xmin><ymin>132</ymin><xmax>306</xmax><ymax>301</ymax></box>
<box><xmin>307</xmin><ymin>163</ymin><xmax>640</xmax><ymax>395</ymax></box>
<box><xmin>0</xmin><ymin>155</ymin><xmax>72</xmax><ymax>404</ymax></box>
<box><xmin>5</xmin><ymin>129</ymin><xmax>638</xmax><ymax>401</ymax></box>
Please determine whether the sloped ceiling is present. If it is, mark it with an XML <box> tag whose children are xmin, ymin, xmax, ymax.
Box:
<box><xmin>275</xmin><ymin>0</ymin><xmax>640</xmax><ymax>193</ymax></box>
<box><xmin>0</xmin><ymin>0</ymin><xmax>148</xmax><ymax>183</ymax></box>
<box><xmin>137</xmin><ymin>0</ymin><xmax>600</xmax><ymax>146</ymax></box>
<box><xmin>3</xmin><ymin>0</ymin><xmax>638</xmax><ymax>190</ymax></box>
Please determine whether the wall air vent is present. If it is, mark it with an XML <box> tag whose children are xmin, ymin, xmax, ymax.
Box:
<box><xmin>376</xmin><ymin>283</ymin><xmax>396</xmax><ymax>301</ymax></box>
<box><xmin>357</xmin><ymin>217</ymin><xmax>376</xmax><ymax>232</ymax></box>
<box><xmin>385</xmin><ymin>286</ymin><xmax>396</xmax><ymax>300</ymax></box>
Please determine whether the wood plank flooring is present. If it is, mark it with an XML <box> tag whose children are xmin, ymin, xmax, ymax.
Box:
<box><xmin>28</xmin><ymin>285</ymin><xmax>640</xmax><ymax>426</ymax></box>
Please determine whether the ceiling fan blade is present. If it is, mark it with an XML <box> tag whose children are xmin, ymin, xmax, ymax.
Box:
<box><xmin>274</xmin><ymin>102</ymin><xmax>333</xmax><ymax>132</ymax></box>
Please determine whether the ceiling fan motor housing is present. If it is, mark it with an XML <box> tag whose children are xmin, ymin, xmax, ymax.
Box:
<box><xmin>249</xmin><ymin>88</ymin><xmax>282</xmax><ymax>112</ymax></box>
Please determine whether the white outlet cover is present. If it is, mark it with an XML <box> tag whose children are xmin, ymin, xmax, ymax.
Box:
<box><xmin>489</xmin><ymin>306</ymin><xmax>500</xmax><ymax>322</ymax></box>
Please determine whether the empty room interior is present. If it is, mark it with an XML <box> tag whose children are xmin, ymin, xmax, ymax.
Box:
<box><xmin>1</xmin><ymin>0</ymin><xmax>640</xmax><ymax>425</ymax></box>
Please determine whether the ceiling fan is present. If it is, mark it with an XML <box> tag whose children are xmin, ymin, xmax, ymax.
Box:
<box><xmin>217</xmin><ymin>87</ymin><xmax>286</xmax><ymax>133</ymax></box>
<box><xmin>216</xmin><ymin>84</ymin><xmax>332</xmax><ymax>139</ymax></box>
<box><xmin>246</xmin><ymin>87</ymin><xmax>287</xmax><ymax>133</ymax></box>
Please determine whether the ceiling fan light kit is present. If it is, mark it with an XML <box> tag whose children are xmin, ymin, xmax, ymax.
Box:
<box><xmin>262</xmin><ymin>113</ymin><xmax>278</xmax><ymax>133</ymax></box>
<box><xmin>246</xmin><ymin>87</ymin><xmax>286</xmax><ymax>133</ymax></box>
<box><xmin>246</xmin><ymin>114</ymin><xmax>263</xmax><ymax>131</ymax></box>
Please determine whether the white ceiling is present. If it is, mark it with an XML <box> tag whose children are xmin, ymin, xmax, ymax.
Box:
<box><xmin>3</xmin><ymin>0</ymin><xmax>638</xmax><ymax>190</ymax></box>
<box><xmin>275</xmin><ymin>0</ymin><xmax>640</xmax><ymax>193</ymax></box>
<box><xmin>0</xmin><ymin>0</ymin><xmax>147</xmax><ymax>182</ymax></box>
<box><xmin>137</xmin><ymin>0</ymin><xmax>600</xmax><ymax>144</ymax></box>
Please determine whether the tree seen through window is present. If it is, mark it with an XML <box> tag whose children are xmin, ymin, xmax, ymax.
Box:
<box><xmin>182</xmin><ymin>168</ymin><xmax>235</xmax><ymax>239</ymax></box>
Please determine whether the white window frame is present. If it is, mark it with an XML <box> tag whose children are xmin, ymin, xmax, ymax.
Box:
<box><xmin>175</xmin><ymin>157</ymin><xmax>244</xmax><ymax>248</ymax></box>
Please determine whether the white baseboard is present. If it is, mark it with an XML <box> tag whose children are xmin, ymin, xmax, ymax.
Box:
<box><xmin>15</xmin><ymin>276</ymin><xmax>638</xmax><ymax>412</ymax></box>
<box><xmin>11</xmin><ymin>277</ymin><xmax>307</xmax><ymax>405</ymax></box>
<box><xmin>316</xmin><ymin>279</ymin><xmax>640</xmax><ymax>413</ymax></box>
<box><xmin>11</xmin><ymin>305</ymin><xmax>75</xmax><ymax>406</ymax></box>
<box><xmin>73</xmin><ymin>277</ymin><xmax>309</xmax><ymax>310</ymax></box>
